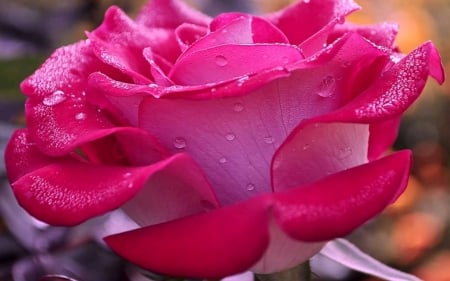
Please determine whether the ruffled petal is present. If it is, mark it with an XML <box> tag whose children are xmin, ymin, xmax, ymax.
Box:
<box><xmin>265</xmin><ymin>0</ymin><xmax>360</xmax><ymax>53</ymax></box>
<box><xmin>327</xmin><ymin>41</ymin><xmax>444</xmax><ymax>122</ymax></box>
<box><xmin>135</xmin><ymin>0</ymin><xmax>211</xmax><ymax>29</ymax></box>
<box><xmin>11</xmin><ymin>152</ymin><xmax>195</xmax><ymax>226</ymax></box>
<box><xmin>25</xmin><ymin>95</ymin><xmax>114</xmax><ymax>156</ymax></box>
<box><xmin>273</xmin><ymin>150</ymin><xmax>411</xmax><ymax>242</ymax></box>
<box><xmin>5</xmin><ymin>129</ymin><xmax>67</xmax><ymax>183</ymax></box>
<box><xmin>88</xmin><ymin>6</ymin><xmax>178</xmax><ymax>79</ymax></box>
<box><xmin>20</xmin><ymin>40</ymin><xmax>119</xmax><ymax>99</ymax></box>
<box><xmin>175</xmin><ymin>22</ymin><xmax>208</xmax><ymax>52</ymax></box>
<box><xmin>105</xmin><ymin>195</ymin><xmax>272</xmax><ymax>279</ymax></box>
<box><xmin>317</xmin><ymin>239</ymin><xmax>421</xmax><ymax>281</ymax></box>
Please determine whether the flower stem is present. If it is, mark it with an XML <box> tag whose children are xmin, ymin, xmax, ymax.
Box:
<box><xmin>255</xmin><ymin>261</ymin><xmax>311</xmax><ymax>281</ymax></box>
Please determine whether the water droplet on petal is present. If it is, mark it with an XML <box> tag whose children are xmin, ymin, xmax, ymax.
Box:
<box><xmin>263</xmin><ymin>136</ymin><xmax>274</xmax><ymax>144</ymax></box>
<box><xmin>317</xmin><ymin>75</ymin><xmax>335</xmax><ymax>98</ymax></box>
<box><xmin>236</xmin><ymin>75</ymin><xmax>249</xmax><ymax>87</ymax></box>
<box><xmin>43</xmin><ymin>90</ymin><xmax>66</xmax><ymax>106</ymax></box>
<box><xmin>74</xmin><ymin>112</ymin><xmax>86</xmax><ymax>120</ymax></box>
<box><xmin>233</xmin><ymin>102</ymin><xmax>244</xmax><ymax>112</ymax></box>
<box><xmin>246</xmin><ymin>183</ymin><xmax>255</xmax><ymax>191</ymax></box>
<box><xmin>123</xmin><ymin>172</ymin><xmax>132</xmax><ymax>178</ymax></box>
<box><xmin>302</xmin><ymin>143</ymin><xmax>310</xmax><ymax>150</ymax></box>
<box><xmin>218</xmin><ymin>157</ymin><xmax>227</xmax><ymax>164</ymax></box>
<box><xmin>173</xmin><ymin>137</ymin><xmax>187</xmax><ymax>149</ymax></box>
<box><xmin>215</xmin><ymin>55</ymin><xmax>228</xmax><ymax>67</ymax></box>
<box><xmin>225</xmin><ymin>133</ymin><xmax>236</xmax><ymax>141</ymax></box>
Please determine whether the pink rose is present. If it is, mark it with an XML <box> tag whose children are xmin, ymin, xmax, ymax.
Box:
<box><xmin>5</xmin><ymin>0</ymin><xmax>444</xmax><ymax>279</ymax></box>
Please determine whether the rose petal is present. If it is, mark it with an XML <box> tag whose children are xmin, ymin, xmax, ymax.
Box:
<box><xmin>143</xmin><ymin>48</ymin><xmax>174</xmax><ymax>86</ymax></box>
<box><xmin>105</xmin><ymin>195</ymin><xmax>272</xmax><ymax>279</ymax></box>
<box><xmin>20</xmin><ymin>40</ymin><xmax>120</xmax><ymax>99</ymax></box>
<box><xmin>317</xmin><ymin>239</ymin><xmax>421</xmax><ymax>281</ymax></box>
<box><xmin>368</xmin><ymin>117</ymin><xmax>401</xmax><ymax>160</ymax></box>
<box><xmin>122</xmin><ymin>153</ymin><xmax>220</xmax><ymax>227</ymax></box>
<box><xmin>175</xmin><ymin>22</ymin><xmax>208</xmax><ymax>52</ymax></box>
<box><xmin>251</xmin><ymin>220</ymin><xmax>325</xmax><ymax>273</ymax></box>
<box><xmin>328</xmin><ymin>22</ymin><xmax>398</xmax><ymax>48</ymax></box>
<box><xmin>273</xmin><ymin>150</ymin><xmax>411</xmax><ymax>241</ymax></box>
<box><xmin>327</xmin><ymin>41</ymin><xmax>444</xmax><ymax>122</ymax></box>
<box><xmin>5</xmin><ymin>129</ymin><xmax>67</xmax><ymax>183</ymax></box>
<box><xmin>169</xmin><ymin>43</ymin><xmax>303</xmax><ymax>85</ymax></box>
<box><xmin>272</xmin><ymin>122</ymin><xmax>369</xmax><ymax>192</ymax></box>
<box><xmin>88</xmin><ymin>6</ymin><xmax>178</xmax><ymax>79</ymax></box>
<box><xmin>179</xmin><ymin>14</ymin><xmax>289</xmax><ymax>62</ymax></box>
<box><xmin>135</xmin><ymin>0</ymin><xmax>211</xmax><ymax>29</ymax></box>
<box><xmin>221</xmin><ymin>271</ymin><xmax>254</xmax><ymax>281</ymax></box>
<box><xmin>12</xmin><ymin>153</ymin><xmax>194</xmax><ymax>226</ymax></box>
<box><xmin>265</xmin><ymin>0</ymin><xmax>360</xmax><ymax>50</ymax></box>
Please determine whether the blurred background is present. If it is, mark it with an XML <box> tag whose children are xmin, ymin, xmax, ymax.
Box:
<box><xmin>0</xmin><ymin>0</ymin><xmax>448</xmax><ymax>280</ymax></box>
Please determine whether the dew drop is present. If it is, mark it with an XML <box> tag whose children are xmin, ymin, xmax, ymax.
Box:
<box><xmin>218</xmin><ymin>157</ymin><xmax>227</xmax><ymax>164</ymax></box>
<box><xmin>74</xmin><ymin>112</ymin><xmax>86</xmax><ymax>121</ymax></box>
<box><xmin>263</xmin><ymin>136</ymin><xmax>274</xmax><ymax>144</ymax></box>
<box><xmin>317</xmin><ymin>75</ymin><xmax>336</xmax><ymax>98</ymax></box>
<box><xmin>215</xmin><ymin>55</ymin><xmax>228</xmax><ymax>67</ymax></box>
<box><xmin>302</xmin><ymin>143</ymin><xmax>310</xmax><ymax>150</ymax></box>
<box><xmin>246</xmin><ymin>183</ymin><xmax>255</xmax><ymax>191</ymax></box>
<box><xmin>173</xmin><ymin>137</ymin><xmax>187</xmax><ymax>149</ymax></box>
<box><xmin>123</xmin><ymin>172</ymin><xmax>132</xmax><ymax>178</ymax></box>
<box><xmin>236</xmin><ymin>75</ymin><xmax>249</xmax><ymax>87</ymax></box>
<box><xmin>43</xmin><ymin>90</ymin><xmax>66</xmax><ymax>106</ymax></box>
<box><xmin>233</xmin><ymin>102</ymin><xmax>244</xmax><ymax>112</ymax></box>
<box><xmin>225</xmin><ymin>133</ymin><xmax>236</xmax><ymax>141</ymax></box>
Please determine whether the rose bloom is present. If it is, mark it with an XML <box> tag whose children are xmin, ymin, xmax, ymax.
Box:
<box><xmin>5</xmin><ymin>0</ymin><xmax>444</xmax><ymax>279</ymax></box>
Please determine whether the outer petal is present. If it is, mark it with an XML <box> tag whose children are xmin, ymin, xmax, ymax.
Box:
<box><xmin>11</xmin><ymin>153</ymin><xmax>204</xmax><ymax>226</ymax></box>
<box><xmin>105</xmin><ymin>152</ymin><xmax>411</xmax><ymax>278</ymax></box>
<box><xmin>368</xmin><ymin>117</ymin><xmax>401</xmax><ymax>160</ymax></box>
<box><xmin>105</xmin><ymin>195</ymin><xmax>272</xmax><ymax>279</ymax></box>
<box><xmin>328</xmin><ymin>41</ymin><xmax>444</xmax><ymax>122</ymax></box>
<box><xmin>273</xmin><ymin>150</ymin><xmax>411</xmax><ymax>242</ymax></box>
<box><xmin>5</xmin><ymin>129</ymin><xmax>68</xmax><ymax>183</ymax></box>
<box><xmin>20</xmin><ymin>40</ymin><xmax>115</xmax><ymax>99</ymax></box>
<box><xmin>271</xmin><ymin>41</ymin><xmax>444</xmax><ymax>186</ymax></box>
<box><xmin>316</xmin><ymin>239</ymin><xmax>421</xmax><ymax>281</ymax></box>
<box><xmin>135</xmin><ymin>0</ymin><xmax>211</xmax><ymax>29</ymax></box>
